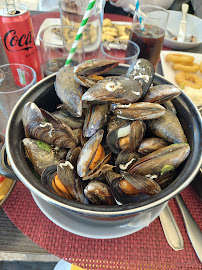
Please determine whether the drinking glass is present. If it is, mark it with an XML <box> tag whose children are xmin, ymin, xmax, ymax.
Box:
<box><xmin>130</xmin><ymin>5</ymin><xmax>169</xmax><ymax>69</ymax></box>
<box><xmin>0</xmin><ymin>63</ymin><xmax>36</xmax><ymax>136</ymax></box>
<box><xmin>59</xmin><ymin>0</ymin><xmax>105</xmax><ymax>59</ymax></box>
<box><xmin>101</xmin><ymin>39</ymin><xmax>140</xmax><ymax>65</ymax></box>
<box><xmin>39</xmin><ymin>25</ymin><xmax>85</xmax><ymax>77</ymax></box>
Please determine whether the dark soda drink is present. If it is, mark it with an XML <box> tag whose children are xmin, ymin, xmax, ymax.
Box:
<box><xmin>129</xmin><ymin>23</ymin><xmax>165</xmax><ymax>68</ymax></box>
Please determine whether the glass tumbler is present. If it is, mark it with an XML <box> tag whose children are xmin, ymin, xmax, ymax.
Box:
<box><xmin>0</xmin><ymin>63</ymin><xmax>36</xmax><ymax>136</ymax></box>
<box><xmin>59</xmin><ymin>0</ymin><xmax>105</xmax><ymax>59</ymax></box>
<box><xmin>101</xmin><ymin>39</ymin><xmax>140</xmax><ymax>65</ymax></box>
<box><xmin>39</xmin><ymin>25</ymin><xmax>85</xmax><ymax>77</ymax></box>
<box><xmin>130</xmin><ymin>5</ymin><xmax>169</xmax><ymax>69</ymax></box>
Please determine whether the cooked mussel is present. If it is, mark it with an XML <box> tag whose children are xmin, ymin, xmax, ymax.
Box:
<box><xmin>137</xmin><ymin>137</ymin><xmax>169</xmax><ymax>155</ymax></box>
<box><xmin>82</xmin><ymin>76</ymin><xmax>142</xmax><ymax>104</ymax></box>
<box><xmin>110</xmin><ymin>102</ymin><xmax>166</xmax><ymax>120</ymax></box>
<box><xmin>126</xmin><ymin>58</ymin><xmax>154</xmax><ymax>98</ymax></box>
<box><xmin>83</xmin><ymin>104</ymin><xmax>108</xmax><ymax>137</ymax></box>
<box><xmin>77</xmin><ymin>130</ymin><xmax>105</xmax><ymax>178</ymax></box>
<box><xmin>109</xmin><ymin>170</ymin><xmax>161</xmax><ymax>204</ymax></box>
<box><xmin>55</xmin><ymin>66</ymin><xmax>83</xmax><ymax>117</ymax></box>
<box><xmin>22</xmin><ymin>138</ymin><xmax>61</xmax><ymax>176</ymax></box>
<box><xmin>106</xmin><ymin>121</ymin><xmax>146</xmax><ymax>154</ymax></box>
<box><xmin>147</xmin><ymin>109</ymin><xmax>187</xmax><ymax>143</ymax></box>
<box><xmin>142</xmin><ymin>84</ymin><xmax>181</xmax><ymax>103</ymax></box>
<box><xmin>129</xmin><ymin>143</ymin><xmax>190</xmax><ymax>176</ymax></box>
<box><xmin>41</xmin><ymin>161</ymin><xmax>86</xmax><ymax>203</ymax></box>
<box><xmin>23</xmin><ymin>102</ymin><xmax>76</xmax><ymax>149</ymax></box>
<box><xmin>84</xmin><ymin>180</ymin><xmax>116</xmax><ymax>205</ymax></box>
<box><xmin>74</xmin><ymin>59</ymin><xmax>119</xmax><ymax>87</ymax></box>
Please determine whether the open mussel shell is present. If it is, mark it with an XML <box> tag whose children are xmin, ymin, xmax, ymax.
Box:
<box><xmin>74</xmin><ymin>59</ymin><xmax>119</xmax><ymax>87</ymax></box>
<box><xmin>106</xmin><ymin>123</ymin><xmax>131</xmax><ymax>154</ymax></box>
<box><xmin>115</xmin><ymin>149</ymin><xmax>140</xmax><ymax>171</ymax></box>
<box><xmin>83</xmin><ymin>104</ymin><xmax>108</xmax><ymax>137</ymax></box>
<box><xmin>120</xmin><ymin>171</ymin><xmax>161</xmax><ymax>196</ymax></box>
<box><xmin>126</xmin><ymin>58</ymin><xmax>154</xmax><ymax>98</ymax></box>
<box><xmin>107</xmin><ymin>120</ymin><xmax>145</xmax><ymax>155</ymax></box>
<box><xmin>82</xmin><ymin>152</ymin><xmax>113</xmax><ymax>181</ymax></box>
<box><xmin>57</xmin><ymin>161</ymin><xmax>86</xmax><ymax>203</ymax></box>
<box><xmin>110</xmin><ymin>177</ymin><xmax>150</xmax><ymax>205</ymax></box>
<box><xmin>77</xmin><ymin>129</ymin><xmax>104</xmax><ymax>178</ymax></box>
<box><xmin>41</xmin><ymin>165</ymin><xmax>57</xmax><ymax>193</ymax></box>
<box><xmin>23</xmin><ymin>102</ymin><xmax>77</xmax><ymax>149</ymax></box>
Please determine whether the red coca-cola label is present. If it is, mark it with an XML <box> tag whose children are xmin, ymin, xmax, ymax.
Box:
<box><xmin>4</xmin><ymin>29</ymin><xmax>33</xmax><ymax>52</ymax></box>
<box><xmin>0</xmin><ymin>10</ymin><xmax>43</xmax><ymax>81</ymax></box>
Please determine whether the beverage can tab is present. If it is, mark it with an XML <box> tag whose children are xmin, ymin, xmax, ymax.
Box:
<box><xmin>5</xmin><ymin>0</ymin><xmax>16</xmax><ymax>15</ymax></box>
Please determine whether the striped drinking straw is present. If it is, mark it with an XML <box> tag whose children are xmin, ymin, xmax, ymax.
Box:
<box><xmin>65</xmin><ymin>0</ymin><xmax>97</xmax><ymax>66</ymax></box>
<box><xmin>134</xmin><ymin>0</ymin><xmax>145</xmax><ymax>31</ymax></box>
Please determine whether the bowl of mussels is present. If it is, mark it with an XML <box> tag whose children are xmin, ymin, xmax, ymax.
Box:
<box><xmin>5</xmin><ymin>59</ymin><xmax>202</xmax><ymax>231</ymax></box>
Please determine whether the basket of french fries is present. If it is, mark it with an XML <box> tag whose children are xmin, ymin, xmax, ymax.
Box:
<box><xmin>164</xmin><ymin>52</ymin><xmax>202</xmax><ymax>106</ymax></box>
<box><xmin>102</xmin><ymin>18</ymin><xmax>132</xmax><ymax>42</ymax></box>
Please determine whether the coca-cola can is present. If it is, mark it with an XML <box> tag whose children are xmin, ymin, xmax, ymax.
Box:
<box><xmin>0</xmin><ymin>4</ymin><xmax>43</xmax><ymax>81</ymax></box>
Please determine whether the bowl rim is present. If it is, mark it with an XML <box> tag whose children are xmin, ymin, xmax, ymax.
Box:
<box><xmin>165</xmin><ymin>10</ymin><xmax>202</xmax><ymax>45</ymax></box>
<box><xmin>5</xmin><ymin>66</ymin><xmax>202</xmax><ymax>217</ymax></box>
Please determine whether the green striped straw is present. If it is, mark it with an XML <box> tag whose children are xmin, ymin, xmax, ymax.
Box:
<box><xmin>65</xmin><ymin>0</ymin><xmax>97</xmax><ymax>66</ymax></box>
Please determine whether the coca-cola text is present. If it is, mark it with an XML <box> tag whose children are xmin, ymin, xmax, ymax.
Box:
<box><xmin>4</xmin><ymin>30</ymin><xmax>33</xmax><ymax>52</ymax></box>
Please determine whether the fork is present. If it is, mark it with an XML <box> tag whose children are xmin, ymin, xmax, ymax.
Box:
<box><xmin>175</xmin><ymin>194</ymin><xmax>202</xmax><ymax>262</ymax></box>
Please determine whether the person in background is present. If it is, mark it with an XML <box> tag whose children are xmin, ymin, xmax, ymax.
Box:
<box><xmin>107</xmin><ymin>0</ymin><xmax>134</xmax><ymax>14</ymax></box>
<box><xmin>107</xmin><ymin>0</ymin><xmax>202</xmax><ymax>18</ymax></box>
<box><xmin>190</xmin><ymin>0</ymin><xmax>202</xmax><ymax>18</ymax></box>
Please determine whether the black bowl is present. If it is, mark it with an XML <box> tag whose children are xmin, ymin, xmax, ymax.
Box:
<box><xmin>5</xmin><ymin>65</ymin><xmax>202</xmax><ymax>221</ymax></box>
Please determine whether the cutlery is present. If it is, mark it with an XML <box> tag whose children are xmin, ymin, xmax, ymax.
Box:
<box><xmin>175</xmin><ymin>194</ymin><xmax>202</xmax><ymax>263</ymax></box>
<box><xmin>177</xmin><ymin>3</ymin><xmax>189</xmax><ymax>42</ymax></box>
<box><xmin>159</xmin><ymin>204</ymin><xmax>184</xmax><ymax>251</ymax></box>
<box><xmin>0</xmin><ymin>143</ymin><xmax>18</xmax><ymax>180</ymax></box>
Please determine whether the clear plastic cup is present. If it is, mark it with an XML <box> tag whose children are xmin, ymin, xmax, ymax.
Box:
<box><xmin>0</xmin><ymin>63</ymin><xmax>36</xmax><ymax>136</ymax></box>
<box><xmin>101</xmin><ymin>39</ymin><xmax>140</xmax><ymax>65</ymax></box>
<box><xmin>39</xmin><ymin>25</ymin><xmax>85</xmax><ymax>77</ymax></box>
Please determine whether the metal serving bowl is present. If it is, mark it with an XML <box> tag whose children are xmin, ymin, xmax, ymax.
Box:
<box><xmin>5</xmin><ymin>65</ymin><xmax>202</xmax><ymax>230</ymax></box>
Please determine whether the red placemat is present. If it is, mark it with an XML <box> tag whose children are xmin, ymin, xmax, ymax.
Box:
<box><xmin>3</xmin><ymin>181</ymin><xmax>202</xmax><ymax>270</ymax></box>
